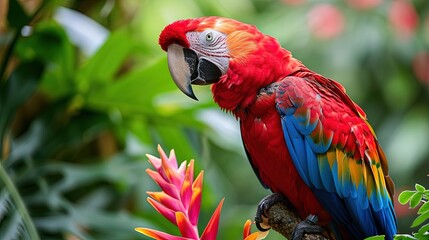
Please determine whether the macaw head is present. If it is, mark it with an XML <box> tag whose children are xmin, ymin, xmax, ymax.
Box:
<box><xmin>159</xmin><ymin>17</ymin><xmax>299</xmax><ymax>109</ymax></box>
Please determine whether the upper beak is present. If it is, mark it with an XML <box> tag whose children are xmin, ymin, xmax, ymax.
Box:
<box><xmin>167</xmin><ymin>44</ymin><xmax>198</xmax><ymax>100</ymax></box>
<box><xmin>167</xmin><ymin>44</ymin><xmax>222</xmax><ymax>101</ymax></box>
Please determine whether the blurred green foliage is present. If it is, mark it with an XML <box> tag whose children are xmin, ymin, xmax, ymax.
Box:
<box><xmin>0</xmin><ymin>0</ymin><xmax>428</xmax><ymax>239</ymax></box>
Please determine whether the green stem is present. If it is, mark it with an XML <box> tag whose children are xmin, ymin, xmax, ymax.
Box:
<box><xmin>0</xmin><ymin>163</ymin><xmax>40</xmax><ymax>240</ymax></box>
<box><xmin>0</xmin><ymin>33</ymin><xmax>19</xmax><ymax>81</ymax></box>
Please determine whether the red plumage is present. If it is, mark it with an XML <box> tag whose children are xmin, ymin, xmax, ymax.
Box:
<box><xmin>239</xmin><ymin>82</ymin><xmax>333</xmax><ymax>223</ymax></box>
<box><xmin>204</xmin><ymin>19</ymin><xmax>333</xmax><ymax>221</ymax></box>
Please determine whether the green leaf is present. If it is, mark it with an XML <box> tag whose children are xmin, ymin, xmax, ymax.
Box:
<box><xmin>413</xmin><ymin>232</ymin><xmax>429</xmax><ymax>240</ymax></box>
<box><xmin>398</xmin><ymin>190</ymin><xmax>416</xmax><ymax>205</ymax></box>
<box><xmin>412</xmin><ymin>211</ymin><xmax>429</xmax><ymax>228</ymax></box>
<box><xmin>418</xmin><ymin>201</ymin><xmax>429</xmax><ymax>214</ymax></box>
<box><xmin>85</xmin><ymin>57</ymin><xmax>177</xmax><ymax>113</ymax></box>
<box><xmin>393</xmin><ymin>234</ymin><xmax>418</xmax><ymax>240</ymax></box>
<box><xmin>7</xmin><ymin>0</ymin><xmax>30</xmax><ymax>29</ymax></box>
<box><xmin>86</xmin><ymin>55</ymin><xmax>213</xmax><ymax>121</ymax></box>
<box><xmin>153</xmin><ymin>124</ymin><xmax>198</xmax><ymax>161</ymax></box>
<box><xmin>364</xmin><ymin>235</ymin><xmax>385</xmax><ymax>240</ymax></box>
<box><xmin>15</xmin><ymin>21</ymin><xmax>68</xmax><ymax>62</ymax></box>
<box><xmin>410</xmin><ymin>192</ymin><xmax>423</xmax><ymax>209</ymax></box>
<box><xmin>416</xmin><ymin>184</ymin><xmax>426</xmax><ymax>193</ymax></box>
<box><xmin>15</xmin><ymin>21</ymin><xmax>75</xmax><ymax>98</ymax></box>
<box><xmin>418</xmin><ymin>223</ymin><xmax>429</xmax><ymax>235</ymax></box>
<box><xmin>126</xmin><ymin>119</ymin><xmax>155</xmax><ymax>146</ymax></box>
<box><xmin>76</xmin><ymin>28</ymin><xmax>135</xmax><ymax>90</ymax></box>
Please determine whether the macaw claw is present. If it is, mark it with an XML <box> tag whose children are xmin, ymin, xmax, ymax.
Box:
<box><xmin>291</xmin><ymin>215</ymin><xmax>324</xmax><ymax>240</ymax></box>
<box><xmin>255</xmin><ymin>192</ymin><xmax>290</xmax><ymax>231</ymax></box>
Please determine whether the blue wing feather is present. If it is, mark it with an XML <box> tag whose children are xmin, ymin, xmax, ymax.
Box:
<box><xmin>281</xmin><ymin>116</ymin><xmax>311</xmax><ymax>186</ymax></box>
<box><xmin>275</xmin><ymin>77</ymin><xmax>397</xmax><ymax>239</ymax></box>
<box><xmin>317</xmin><ymin>155</ymin><xmax>336</xmax><ymax>192</ymax></box>
<box><xmin>306</xmin><ymin>140</ymin><xmax>324</xmax><ymax>189</ymax></box>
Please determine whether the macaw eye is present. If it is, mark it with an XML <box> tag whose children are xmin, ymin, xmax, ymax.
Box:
<box><xmin>205</xmin><ymin>32</ymin><xmax>214</xmax><ymax>42</ymax></box>
<box><xmin>189</xmin><ymin>30</ymin><xmax>227</xmax><ymax>51</ymax></box>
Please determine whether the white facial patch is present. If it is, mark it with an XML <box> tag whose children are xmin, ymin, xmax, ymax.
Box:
<box><xmin>186</xmin><ymin>30</ymin><xmax>229</xmax><ymax>75</ymax></box>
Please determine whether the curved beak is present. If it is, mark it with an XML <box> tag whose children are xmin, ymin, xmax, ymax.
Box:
<box><xmin>167</xmin><ymin>44</ymin><xmax>222</xmax><ymax>101</ymax></box>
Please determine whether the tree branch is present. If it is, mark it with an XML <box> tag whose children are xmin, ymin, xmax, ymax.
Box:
<box><xmin>263</xmin><ymin>199</ymin><xmax>329</xmax><ymax>240</ymax></box>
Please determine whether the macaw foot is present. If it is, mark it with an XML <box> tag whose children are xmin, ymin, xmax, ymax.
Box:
<box><xmin>291</xmin><ymin>215</ymin><xmax>324</xmax><ymax>240</ymax></box>
<box><xmin>255</xmin><ymin>192</ymin><xmax>290</xmax><ymax>231</ymax></box>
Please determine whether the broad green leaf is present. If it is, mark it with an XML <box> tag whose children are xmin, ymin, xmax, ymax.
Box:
<box><xmin>410</xmin><ymin>192</ymin><xmax>423</xmax><ymax>209</ymax></box>
<box><xmin>412</xmin><ymin>211</ymin><xmax>429</xmax><ymax>228</ymax></box>
<box><xmin>398</xmin><ymin>190</ymin><xmax>416</xmax><ymax>205</ymax></box>
<box><xmin>85</xmin><ymin>57</ymin><xmax>176</xmax><ymax>113</ymax></box>
<box><xmin>15</xmin><ymin>21</ymin><xmax>70</xmax><ymax>62</ymax></box>
<box><xmin>416</xmin><ymin>184</ymin><xmax>426</xmax><ymax>193</ymax></box>
<box><xmin>85</xmin><ymin>56</ymin><xmax>213</xmax><ymax>123</ymax></box>
<box><xmin>15</xmin><ymin>21</ymin><xmax>75</xmax><ymax>98</ymax></box>
<box><xmin>76</xmin><ymin>28</ymin><xmax>135</xmax><ymax>89</ymax></box>
<box><xmin>418</xmin><ymin>201</ymin><xmax>429</xmax><ymax>215</ymax></box>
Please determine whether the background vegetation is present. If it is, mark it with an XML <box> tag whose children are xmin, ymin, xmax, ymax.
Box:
<box><xmin>0</xmin><ymin>0</ymin><xmax>428</xmax><ymax>239</ymax></box>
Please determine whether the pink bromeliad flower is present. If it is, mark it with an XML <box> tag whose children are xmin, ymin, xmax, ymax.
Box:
<box><xmin>135</xmin><ymin>145</ymin><xmax>267</xmax><ymax>240</ymax></box>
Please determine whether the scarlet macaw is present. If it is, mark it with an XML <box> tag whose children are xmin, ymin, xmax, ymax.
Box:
<box><xmin>159</xmin><ymin>17</ymin><xmax>397</xmax><ymax>239</ymax></box>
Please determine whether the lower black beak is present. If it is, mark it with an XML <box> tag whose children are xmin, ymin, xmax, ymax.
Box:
<box><xmin>167</xmin><ymin>44</ymin><xmax>222</xmax><ymax>100</ymax></box>
<box><xmin>191</xmin><ymin>58</ymin><xmax>222</xmax><ymax>86</ymax></box>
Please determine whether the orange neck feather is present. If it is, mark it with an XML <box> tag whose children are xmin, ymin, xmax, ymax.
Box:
<box><xmin>211</xmin><ymin>34</ymin><xmax>304</xmax><ymax>118</ymax></box>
